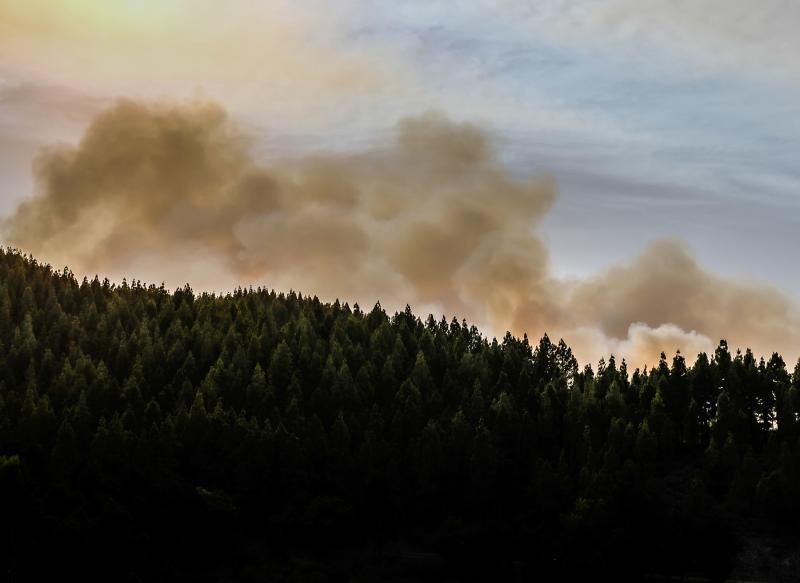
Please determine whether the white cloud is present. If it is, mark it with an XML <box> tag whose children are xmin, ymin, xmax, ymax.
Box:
<box><xmin>565</xmin><ymin>323</ymin><xmax>714</xmax><ymax>368</ymax></box>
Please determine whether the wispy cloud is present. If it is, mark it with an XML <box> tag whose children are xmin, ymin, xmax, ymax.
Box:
<box><xmin>484</xmin><ymin>0</ymin><xmax>800</xmax><ymax>77</ymax></box>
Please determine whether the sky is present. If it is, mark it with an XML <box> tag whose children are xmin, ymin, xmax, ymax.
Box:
<box><xmin>2</xmin><ymin>0</ymin><xmax>800</xmax><ymax>365</ymax></box>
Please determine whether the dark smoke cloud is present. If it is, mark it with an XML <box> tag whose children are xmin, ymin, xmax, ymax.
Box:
<box><xmin>5</xmin><ymin>99</ymin><xmax>800</xmax><ymax>364</ymax></box>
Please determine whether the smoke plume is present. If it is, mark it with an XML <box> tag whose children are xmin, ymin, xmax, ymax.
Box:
<box><xmin>561</xmin><ymin>240</ymin><xmax>800</xmax><ymax>365</ymax></box>
<box><xmin>5</xmin><ymin>99</ymin><xmax>800</xmax><ymax>365</ymax></box>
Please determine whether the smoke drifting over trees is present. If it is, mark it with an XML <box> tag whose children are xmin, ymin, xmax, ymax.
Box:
<box><xmin>5</xmin><ymin>100</ymin><xmax>799</xmax><ymax>363</ymax></box>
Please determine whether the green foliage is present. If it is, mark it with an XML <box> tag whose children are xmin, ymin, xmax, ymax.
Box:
<box><xmin>0</xmin><ymin>248</ymin><xmax>794</xmax><ymax>581</ymax></box>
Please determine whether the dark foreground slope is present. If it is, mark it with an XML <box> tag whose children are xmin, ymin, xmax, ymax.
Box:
<box><xmin>1</xmin><ymin>249</ymin><xmax>799</xmax><ymax>581</ymax></box>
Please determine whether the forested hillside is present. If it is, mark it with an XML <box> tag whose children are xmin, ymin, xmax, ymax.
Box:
<box><xmin>1</xmin><ymin>248</ymin><xmax>798</xmax><ymax>581</ymax></box>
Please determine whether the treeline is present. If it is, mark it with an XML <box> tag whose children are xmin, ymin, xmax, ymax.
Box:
<box><xmin>0</xmin><ymin>248</ymin><xmax>799</xmax><ymax>581</ymax></box>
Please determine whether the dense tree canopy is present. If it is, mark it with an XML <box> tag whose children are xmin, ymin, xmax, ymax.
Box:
<box><xmin>0</xmin><ymin>248</ymin><xmax>798</xmax><ymax>581</ymax></box>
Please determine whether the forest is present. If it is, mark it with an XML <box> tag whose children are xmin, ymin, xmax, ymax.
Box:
<box><xmin>1</xmin><ymin>247</ymin><xmax>799</xmax><ymax>582</ymax></box>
